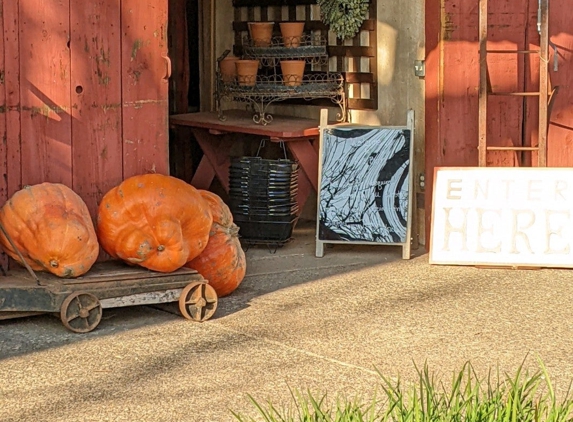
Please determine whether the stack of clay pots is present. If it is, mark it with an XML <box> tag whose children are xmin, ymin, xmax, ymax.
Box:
<box><xmin>218</xmin><ymin>21</ymin><xmax>308</xmax><ymax>88</ymax></box>
<box><xmin>278</xmin><ymin>22</ymin><xmax>305</xmax><ymax>87</ymax></box>
<box><xmin>220</xmin><ymin>55</ymin><xmax>259</xmax><ymax>87</ymax></box>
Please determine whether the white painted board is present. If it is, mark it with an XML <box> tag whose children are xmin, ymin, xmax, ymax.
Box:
<box><xmin>430</xmin><ymin>167</ymin><xmax>573</xmax><ymax>268</ymax></box>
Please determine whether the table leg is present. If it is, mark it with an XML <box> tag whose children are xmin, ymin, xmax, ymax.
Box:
<box><xmin>295</xmin><ymin>166</ymin><xmax>313</xmax><ymax>216</ymax></box>
<box><xmin>191</xmin><ymin>158</ymin><xmax>216</xmax><ymax>190</ymax></box>
<box><xmin>284</xmin><ymin>140</ymin><xmax>319</xmax><ymax>191</ymax></box>
<box><xmin>190</xmin><ymin>128</ymin><xmax>231</xmax><ymax>192</ymax></box>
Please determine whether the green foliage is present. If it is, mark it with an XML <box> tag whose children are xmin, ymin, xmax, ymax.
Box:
<box><xmin>231</xmin><ymin>359</ymin><xmax>573</xmax><ymax>422</ymax></box>
<box><xmin>317</xmin><ymin>0</ymin><xmax>369</xmax><ymax>41</ymax></box>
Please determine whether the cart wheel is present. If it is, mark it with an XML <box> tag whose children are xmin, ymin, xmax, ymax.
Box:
<box><xmin>178</xmin><ymin>282</ymin><xmax>218</xmax><ymax>322</ymax></box>
<box><xmin>60</xmin><ymin>292</ymin><xmax>102</xmax><ymax>333</ymax></box>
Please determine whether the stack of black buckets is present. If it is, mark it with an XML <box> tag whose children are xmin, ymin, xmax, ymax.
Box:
<box><xmin>229</xmin><ymin>156</ymin><xmax>299</xmax><ymax>246</ymax></box>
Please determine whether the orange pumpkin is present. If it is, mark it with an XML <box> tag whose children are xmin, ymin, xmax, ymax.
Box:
<box><xmin>186</xmin><ymin>191</ymin><xmax>246</xmax><ymax>296</ymax></box>
<box><xmin>0</xmin><ymin>183</ymin><xmax>99</xmax><ymax>278</ymax></box>
<box><xmin>187</xmin><ymin>223</ymin><xmax>246</xmax><ymax>297</ymax></box>
<box><xmin>198</xmin><ymin>190</ymin><xmax>234</xmax><ymax>227</ymax></box>
<box><xmin>97</xmin><ymin>174</ymin><xmax>212</xmax><ymax>273</ymax></box>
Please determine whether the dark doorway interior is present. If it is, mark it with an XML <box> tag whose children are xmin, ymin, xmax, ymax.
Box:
<box><xmin>187</xmin><ymin>0</ymin><xmax>200</xmax><ymax>112</ymax></box>
<box><xmin>168</xmin><ymin>0</ymin><xmax>203</xmax><ymax>183</ymax></box>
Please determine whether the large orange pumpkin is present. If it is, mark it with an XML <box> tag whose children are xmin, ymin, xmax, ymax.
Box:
<box><xmin>198</xmin><ymin>190</ymin><xmax>234</xmax><ymax>227</ymax></box>
<box><xmin>97</xmin><ymin>174</ymin><xmax>212</xmax><ymax>273</ymax></box>
<box><xmin>187</xmin><ymin>191</ymin><xmax>246</xmax><ymax>297</ymax></box>
<box><xmin>0</xmin><ymin>183</ymin><xmax>99</xmax><ymax>278</ymax></box>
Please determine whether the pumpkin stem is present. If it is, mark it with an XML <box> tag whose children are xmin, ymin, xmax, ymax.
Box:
<box><xmin>157</xmin><ymin>245</ymin><xmax>166</xmax><ymax>252</ymax></box>
<box><xmin>50</xmin><ymin>259</ymin><xmax>59</xmax><ymax>268</ymax></box>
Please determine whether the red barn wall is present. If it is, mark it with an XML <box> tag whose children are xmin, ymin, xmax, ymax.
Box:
<box><xmin>0</xmin><ymin>0</ymin><xmax>169</xmax><ymax>220</ymax></box>
<box><xmin>425</xmin><ymin>0</ymin><xmax>573</xmax><ymax>245</ymax></box>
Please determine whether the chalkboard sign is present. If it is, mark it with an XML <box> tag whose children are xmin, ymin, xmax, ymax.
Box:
<box><xmin>315</xmin><ymin>110</ymin><xmax>414</xmax><ymax>259</ymax></box>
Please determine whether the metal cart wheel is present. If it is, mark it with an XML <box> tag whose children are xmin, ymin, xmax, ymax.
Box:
<box><xmin>178</xmin><ymin>282</ymin><xmax>218</xmax><ymax>322</ymax></box>
<box><xmin>60</xmin><ymin>291</ymin><xmax>103</xmax><ymax>333</ymax></box>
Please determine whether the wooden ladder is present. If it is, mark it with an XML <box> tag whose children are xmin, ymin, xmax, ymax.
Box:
<box><xmin>478</xmin><ymin>0</ymin><xmax>556</xmax><ymax>167</ymax></box>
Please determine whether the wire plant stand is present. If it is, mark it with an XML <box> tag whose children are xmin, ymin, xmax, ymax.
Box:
<box><xmin>215</xmin><ymin>34</ymin><xmax>348</xmax><ymax>126</ymax></box>
<box><xmin>242</xmin><ymin>34</ymin><xmax>329</xmax><ymax>66</ymax></box>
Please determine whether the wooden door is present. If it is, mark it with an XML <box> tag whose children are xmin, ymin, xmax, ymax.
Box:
<box><xmin>121</xmin><ymin>0</ymin><xmax>170</xmax><ymax>180</ymax></box>
<box><xmin>525</xmin><ymin>0</ymin><xmax>573</xmax><ymax>167</ymax></box>
<box><xmin>0</xmin><ymin>0</ymin><xmax>169</xmax><ymax>218</ymax></box>
<box><xmin>425</xmin><ymin>0</ymin><xmax>573</xmax><ymax>245</ymax></box>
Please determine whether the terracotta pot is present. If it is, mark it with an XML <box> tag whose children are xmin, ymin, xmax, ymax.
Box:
<box><xmin>235</xmin><ymin>60</ymin><xmax>260</xmax><ymax>86</ymax></box>
<box><xmin>279</xmin><ymin>22</ymin><xmax>305</xmax><ymax>48</ymax></box>
<box><xmin>248</xmin><ymin>22</ymin><xmax>274</xmax><ymax>47</ymax></box>
<box><xmin>219</xmin><ymin>55</ymin><xmax>239</xmax><ymax>83</ymax></box>
<box><xmin>280</xmin><ymin>60</ymin><xmax>305</xmax><ymax>87</ymax></box>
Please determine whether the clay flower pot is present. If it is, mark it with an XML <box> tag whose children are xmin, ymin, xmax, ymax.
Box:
<box><xmin>279</xmin><ymin>22</ymin><xmax>305</xmax><ymax>48</ymax></box>
<box><xmin>235</xmin><ymin>60</ymin><xmax>260</xmax><ymax>86</ymax></box>
<box><xmin>280</xmin><ymin>60</ymin><xmax>305</xmax><ymax>87</ymax></box>
<box><xmin>219</xmin><ymin>55</ymin><xmax>239</xmax><ymax>83</ymax></box>
<box><xmin>248</xmin><ymin>22</ymin><xmax>274</xmax><ymax>47</ymax></box>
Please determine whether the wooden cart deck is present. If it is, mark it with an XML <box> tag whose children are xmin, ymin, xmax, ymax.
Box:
<box><xmin>0</xmin><ymin>261</ymin><xmax>218</xmax><ymax>332</ymax></box>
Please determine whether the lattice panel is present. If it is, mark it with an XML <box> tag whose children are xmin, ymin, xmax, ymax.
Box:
<box><xmin>232</xmin><ymin>0</ymin><xmax>377</xmax><ymax>110</ymax></box>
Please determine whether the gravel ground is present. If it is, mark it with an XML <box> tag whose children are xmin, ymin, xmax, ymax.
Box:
<box><xmin>1</xmin><ymin>225</ymin><xmax>573</xmax><ymax>421</ymax></box>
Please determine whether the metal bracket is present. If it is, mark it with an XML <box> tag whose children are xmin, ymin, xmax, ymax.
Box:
<box><xmin>414</xmin><ymin>60</ymin><xmax>425</xmax><ymax>77</ymax></box>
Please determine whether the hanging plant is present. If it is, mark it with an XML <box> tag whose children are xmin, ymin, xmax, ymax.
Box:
<box><xmin>317</xmin><ymin>0</ymin><xmax>369</xmax><ymax>41</ymax></box>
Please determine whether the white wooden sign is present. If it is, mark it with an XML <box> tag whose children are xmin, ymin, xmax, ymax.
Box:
<box><xmin>430</xmin><ymin>167</ymin><xmax>573</xmax><ymax>268</ymax></box>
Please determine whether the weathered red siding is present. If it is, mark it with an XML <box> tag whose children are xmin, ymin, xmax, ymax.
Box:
<box><xmin>70</xmin><ymin>0</ymin><xmax>124</xmax><ymax>218</ymax></box>
<box><xmin>4</xmin><ymin>1</ymin><xmax>23</xmax><ymax>201</ymax></box>
<box><xmin>0</xmin><ymin>3</ymin><xmax>6</xmax><ymax>204</ymax></box>
<box><xmin>425</xmin><ymin>0</ymin><xmax>573</xmax><ymax>245</ymax></box>
<box><xmin>121</xmin><ymin>0</ymin><xmax>169</xmax><ymax>179</ymax></box>
<box><xmin>0</xmin><ymin>0</ymin><xmax>169</xmax><ymax>220</ymax></box>
<box><xmin>536</xmin><ymin>4</ymin><xmax>573</xmax><ymax>167</ymax></box>
<box><xmin>20</xmin><ymin>1</ymin><xmax>73</xmax><ymax>187</ymax></box>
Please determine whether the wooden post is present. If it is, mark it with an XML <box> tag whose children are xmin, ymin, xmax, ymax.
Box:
<box><xmin>315</xmin><ymin>108</ymin><xmax>329</xmax><ymax>258</ymax></box>
<box><xmin>403</xmin><ymin>109</ymin><xmax>415</xmax><ymax>260</ymax></box>
<box><xmin>478</xmin><ymin>0</ymin><xmax>488</xmax><ymax>167</ymax></box>
<box><xmin>537</xmin><ymin>0</ymin><xmax>549</xmax><ymax>167</ymax></box>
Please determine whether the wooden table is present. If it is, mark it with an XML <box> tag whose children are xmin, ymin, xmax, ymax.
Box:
<box><xmin>170</xmin><ymin>110</ymin><xmax>321</xmax><ymax>214</ymax></box>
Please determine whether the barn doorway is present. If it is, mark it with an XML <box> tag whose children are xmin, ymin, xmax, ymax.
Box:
<box><xmin>167</xmin><ymin>0</ymin><xmax>206</xmax><ymax>183</ymax></box>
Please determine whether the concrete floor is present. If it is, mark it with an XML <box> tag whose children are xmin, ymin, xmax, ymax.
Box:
<box><xmin>1</xmin><ymin>221</ymin><xmax>573</xmax><ymax>421</ymax></box>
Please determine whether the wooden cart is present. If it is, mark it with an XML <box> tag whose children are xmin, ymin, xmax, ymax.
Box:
<box><xmin>0</xmin><ymin>261</ymin><xmax>218</xmax><ymax>333</ymax></box>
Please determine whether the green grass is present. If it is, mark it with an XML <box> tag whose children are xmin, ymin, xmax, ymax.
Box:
<box><xmin>231</xmin><ymin>359</ymin><xmax>573</xmax><ymax>422</ymax></box>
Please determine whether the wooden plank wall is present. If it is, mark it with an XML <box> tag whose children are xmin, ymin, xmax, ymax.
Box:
<box><xmin>425</xmin><ymin>0</ymin><xmax>573</xmax><ymax>248</ymax></box>
<box><xmin>0</xmin><ymin>0</ymin><xmax>169</xmax><ymax>267</ymax></box>
<box><xmin>526</xmin><ymin>0</ymin><xmax>573</xmax><ymax>167</ymax></box>
<box><xmin>121</xmin><ymin>0</ymin><xmax>169</xmax><ymax>179</ymax></box>
<box><xmin>19</xmin><ymin>0</ymin><xmax>73</xmax><ymax>187</ymax></box>
<box><xmin>70</xmin><ymin>0</ymin><xmax>123</xmax><ymax>217</ymax></box>
<box><xmin>0</xmin><ymin>0</ymin><xmax>169</xmax><ymax>218</ymax></box>
<box><xmin>0</xmin><ymin>2</ymin><xmax>7</xmax><ymax>207</ymax></box>
<box><xmin>4</xmin><ymin>1</ymin><xmax>21</xmax><ymax>202</ymax></box>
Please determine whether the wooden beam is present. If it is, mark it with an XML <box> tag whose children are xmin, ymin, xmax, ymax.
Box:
<box><xmin>199</xmin><ymin>0</ymin><xmax>216</xmax><ymax>112</ymax></box>
<box><xmin>537</xmin><ymin>0</ymin><xmax>549</xmax><ymax>167</ymax></box>
<box><xmin>343</xmin><ymin>72</ymin><xmax>374</xmax><ymax>84</ymax></box>
<box><xmin>233</xmin><ymin>0</ymin><xmax>371</xmax><ymax>6</ymax></box>
<box><xmin>478</xmin><ymin>0</ymin><xmax>488</xmax><ymax>167</ymax></box>
<box><xmin>233</xmin><ymin>19</ymin><xmax>376</xmax><ymax>33</ymax></box>
<box><xmin>100</xmin><ymin>289</ymin><xmax>183</xmax><ymax>309</ymax></box>
<box><xmin>328</xmin><ymin>46</ymin><xmax>376</xmax><ymax>58</ymax></box>
<box><xmin>168</xmin><ymin>0</ymin><xmax>190</xmax><ymax>114</ymax></box>
<box><xmin>348</xmin><ymin>98</ymin><xmax>376</xmax><ymax>110</ymax></box>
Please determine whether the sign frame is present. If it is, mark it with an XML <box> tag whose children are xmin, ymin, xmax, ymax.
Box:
<box><xmin>315</xmin><ymin>109</ymin><xmax>415</xmax><ymax>259</ymax></box>
<box><xmin>430</xmin><ymin>166</ymin><xmax>573</xmax><ymax>268</ymax></box>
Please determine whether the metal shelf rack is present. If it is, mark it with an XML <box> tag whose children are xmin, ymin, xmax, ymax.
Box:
<box><xmin>215</xmin><ymin>35</ymin><xmax>347</xmax><ymax>126</ymax></box>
